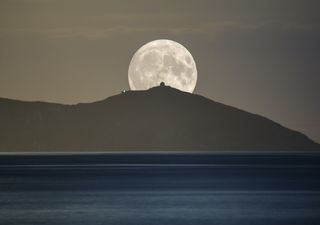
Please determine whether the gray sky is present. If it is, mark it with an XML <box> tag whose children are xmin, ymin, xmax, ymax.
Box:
<box><xmin>1</xmin><ymin>0</ymin><xmax>320</xmax><ymax>143</ymax></box>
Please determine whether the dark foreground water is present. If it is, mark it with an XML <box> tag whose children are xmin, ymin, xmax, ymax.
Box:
<box><xmin>0</xmin><ymin>152</ymin><xmax>320</xmax><ymax>225</ymax></box>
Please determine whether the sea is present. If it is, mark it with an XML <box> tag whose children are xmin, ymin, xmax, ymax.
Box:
<box><xmin>0</xmin><ymin>152</ymin><xmax>319</xmax><ymax>225</ymax></box>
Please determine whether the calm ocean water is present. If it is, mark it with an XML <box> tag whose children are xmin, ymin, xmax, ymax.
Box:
<box><xmin>0</xmin><ymin>152</ymin><xmax>319</xmax><ymax>225</ymax></box>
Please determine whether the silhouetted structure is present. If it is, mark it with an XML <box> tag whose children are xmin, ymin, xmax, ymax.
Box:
<box><xmin>0</xmin><ymin>86</ymin><xmax>319</xmax><ymax>152</ymax></box>
<box><xmin>160</xmin><ymin>82</ymin><xmax>165</xmax><ymax>87</ymax></box>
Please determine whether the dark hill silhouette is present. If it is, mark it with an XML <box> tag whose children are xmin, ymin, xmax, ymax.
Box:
<box><xmin>0</xmin><ymin>85</ymin><xmax>319</xmax><ymax>151</ymax></box>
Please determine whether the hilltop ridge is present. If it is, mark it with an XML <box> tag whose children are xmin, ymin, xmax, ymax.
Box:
<box><xmin>0</xmin><ymin>85</ymin><xmax>319</xmax><ymax>152</ymax></box>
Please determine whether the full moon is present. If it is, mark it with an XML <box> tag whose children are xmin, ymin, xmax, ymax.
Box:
<box><xmin>128</xmin><ymin>39</ymin><xmax>197</xmax><ymax>93</ymax></box>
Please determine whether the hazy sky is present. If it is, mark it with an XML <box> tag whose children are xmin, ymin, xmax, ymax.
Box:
<box><xmin>0</xmin><ymin>0</ymin><xmax>319</xmax><ymax>143</ymax></box>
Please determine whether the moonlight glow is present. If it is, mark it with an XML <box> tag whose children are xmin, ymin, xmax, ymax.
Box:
<box><xmin>128</xmin><ymin>39</ymin><xmax>197</xmax><ymax>93</ymax></box>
